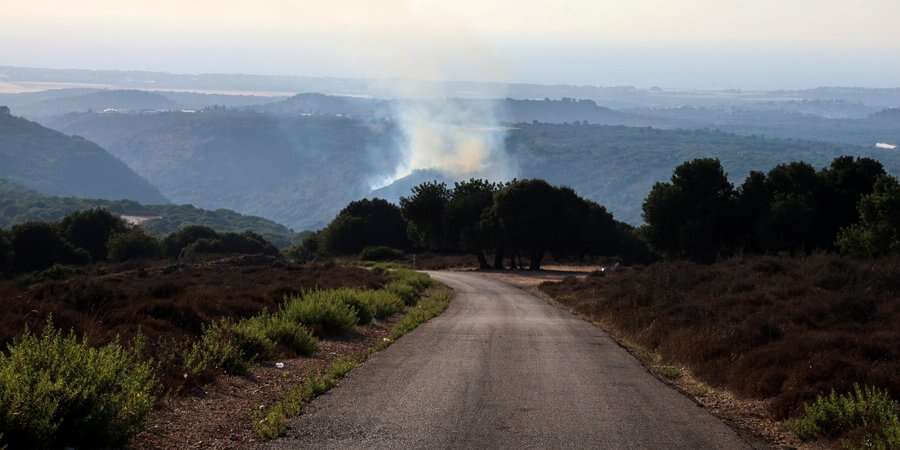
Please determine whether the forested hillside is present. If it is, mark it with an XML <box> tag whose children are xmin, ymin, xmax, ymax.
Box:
<box><xmin>505</xmin><ymin>123</ymin><xmax>896</xmax><ymax>224</ymax></box>
<box><xmin>0</xmin><ymin>179</ymin><xmax>300</xmax><ymax>247</ymax></box>
<box><xmin>48</xmin><ymin>110</ymin><xmax>401</xmax><ymax>230</ymax></box>
<box><xmin>0</xmin><ymin>108</ymin><xmax>167</xmax><ymax>203</ymax></box>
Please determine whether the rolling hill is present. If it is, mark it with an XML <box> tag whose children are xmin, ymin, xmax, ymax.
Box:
<box><xmin>0</xmin><ymin>178</ymin><xmax>300</xmax><ymax>247</ymax></box>
<box><xmin>0</xmin><ymin>107</ymin><xmax>167</xmax><ymax>203</ymax></box>
<box><xmin>48</xmin><ymin>110</ymin><xmax>402</xmax><ymax>230</ymax></box>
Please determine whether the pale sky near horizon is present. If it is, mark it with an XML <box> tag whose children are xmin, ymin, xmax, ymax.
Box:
<box><xmin>2</xmin><ymin>0</ymin><xmax>900</xmax><ymax>89</ymax></box>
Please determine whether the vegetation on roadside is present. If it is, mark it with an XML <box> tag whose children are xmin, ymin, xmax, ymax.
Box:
<box><xmin>788</xmin><ymin>384</ymin><xmax>900</xmax><ymax>450</ymax></box>
<box><xmin>540</xmin><ymin>254</ymin><xmax>900</xmax><ymax>447</ymax></box>
<box><xmin>254</xmin><ymin>282</ymin><xmax>450</xmax><ymax>440</ymax></box>
<box><xmin>0</xmin><ymin>322</ymin><xmax>156</xmax><ymax>449</ymax></box>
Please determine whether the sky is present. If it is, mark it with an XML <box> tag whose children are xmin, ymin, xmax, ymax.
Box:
<box><xmin>3</xmin><ymin>0</ymin><xmax>900</xmax><ymax>89</ymax></box>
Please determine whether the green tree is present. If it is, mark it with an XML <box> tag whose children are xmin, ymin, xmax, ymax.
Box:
<box><xmin>323</xmin><ymin>199</ymin><xmax>407</xmax><ymax>255</ymax></box>
<box><xmin>107</xmin><ymin>228</ymin><xmax>162</xmax><ymax>262</ymax></box>
<box><xmin>642</xmin><ymin>158</ymin><xmax>736</xmax><ymax>262</ymax></box>
<box><xmin>447</xmin><ymin>179</ymin><xmax>498</xmax><ymax>268</ymax></box>
<box><xmin>0</xmin><ymin>229</ymin><xmax>13</xmax><ymax>275</ymax></box>
<box><xmin>492</xmin><ymin>179</ymin><xmax>561</xmax><ymax>270</ymax></box>
<box><xmin>818</xmin><ymin>156</ymin><xmax>885</xmax><ymax>248</ymax></box>
<box><xmin>58</xmin><ymin>208</ymin><xmax>128</xmax><ymax>261</ymax></box>
<box><xmin>759</xmin><ymin>162</ymin><xmax>821</xmax><ymax>253</ymax></box>
<box><xmin>400</xmin><ymin>181</ymin><xmax>450</xmax><ymax>251</ymax></box>
<box><xmin>10</xmin><ymin>222</ymin><xmax>89</xmax><ymax>272</ymax></box>
<box><xmin>163</xmin><ymin>225</ymin><xmax>219</xmax><ymax>257</ymax></box>
<box><xmin>837</xmin><ymin>175</ymin><xmax>900</xmax><ymax>257</ymax></box>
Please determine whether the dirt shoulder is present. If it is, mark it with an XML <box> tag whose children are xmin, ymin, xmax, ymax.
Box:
<box><xmin>132</xmin><ymin>318</ymin><xmax>397</xmax><ymax>449</ymax></box>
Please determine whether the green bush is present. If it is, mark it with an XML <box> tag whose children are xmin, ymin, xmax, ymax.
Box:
<box><xmin>107</xmin><ymin>228</ymin><xmax>162</xmax><ymax>262</ymax></box>
<box><xmin>328</xmin><ymin>289</ymin><xmax>374</xmax><ymax>324</ymax></box>
<box><xmin>281</xmin><ymin>292</ymin><xmax>359</xmax><ymax>336</ymax></box>
<box><xmin>0</xmin><ymin>323</ymin><xmax>156</xmax><ymax>449</ymax></box>
<box><xmin>385</xmin><ymin>280</ymin><xmax>417</xmax><ymax>306</ymax></box>
<box><xmin>230</xmin><ymin>318</ymin><xmax>276</xmax><ymax>363</ymax></box>
<box><xmin>184</xmin><ymin>320</ymin><xmax>248</xmax><ymax>380</ymax></box>
<box><xmin>163</xmin><ymin>225</ymin><xmax>219</xmax><ymax>257</ymax></box>
<box><xmin>392</xmin><ymin>269</ymin><xmax>433</xmax><ymax>291</ymax></box>
<box><xmin>357</xmin><ymin>290</ymin><xmax>405</xmax><ymax>319</ymax></box>
<box><xmin>58</xmin><ymin>208</ymin><xmax>128</xmax><ymax>262</ymax></box>
<box><xmin>788</xmin><ymin>384</ymin><xmax>900</xmax><ymax>448</ymax></box>
<box><xmin>359</xmin><ymin>246</ymin><xmax>404</xmax><ymax>261</ymax></box>
<box><xmin>258</xmin><ymin>315</ymin><xmax>318</xmax><ymax>356</ymax></box>
<box><xmin>232</xmin><ymin>314</ymin><xmax>317</xmax><ymax>360</ymax></box>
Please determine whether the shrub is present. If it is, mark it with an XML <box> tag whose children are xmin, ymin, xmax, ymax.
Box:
<box><xmin>327</xmin><ymin>289</ymin><xmax>374</xmax><ymax>324</ymax></box>
<box><xmin>383</xmin><ymin>269</ymin><xmax>432</xmax><ymax>305</ymax></box>
<box><xmin>357</xmin><ymin>290</ymin><xmax>405</xmax><ymax>319</ymax></box>
<box><xmin>256</xmin><ymin>315</ymin><xmax>317</xmax><ymax>356</ymax></box>
<box><xmin>359</xmin><ymin>246</ymin><xmax>404</xmax><ymax>261</ymax></box>
<box><xmin>230</xmin><ymin>318</ymin><xmax>276</xmax><ymax>363</ymax></box>
<box><xmin>281</xmin><ymin>292</ymin><xmax>358</xmax><ymax>336</ymax></box>
<box><xmin>163</xmin><ymin>225</ymin><xmax>219</xmax><ymax>257</ymax></box>
<box><xmin>0</xmin><ymin>323</ymin><xmax>156</xmax><ymax>448</ymax></box>
<box><xmin>385</xmin><ymin>280</ymin><xmax>417</xmax><ymax>306</ymax></box>
<box><xmin>58</xmin><ymin>209</ymin><xmax>128</xmax><ymax>261</ymax></box>
<box><xmin>180</xmin><ymin>232</ymin><xmax>279</xmax><ymax>258</ymax></box>
<box><xmin>232</xmin><ymin>314</ymin><xmax>317</xmax><ymax>361</ymax></box>
<box><xmin>107</xmin><ymin>228</ymin><xmax>162</xmax><ymax>262</ymax></box>
<box><xmin>788</xmin><ymin>384</ymin><xmax>899</xmax><ymax>447</ymax></box>
<box><xmin>184</xmin><ymin>320</ymin><xmax>247</xmax><ymax>380</ymax></box>
<box><xmin>10</xmin><ymin>222</ymin><xmax>90</xmax><ymax>272</ymax></box>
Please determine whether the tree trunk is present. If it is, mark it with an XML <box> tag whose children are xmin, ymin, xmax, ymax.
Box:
<box><xmin>529</xmin><ymin>249</ymin><xmax>543</xmax><ymax>271</ymax></box>
<box><xmin>493</xmin><ymin>247</ymin><xmax>505</xmax><ymax>270</ymax></box>
<box><xmin>476</xmin><ymin>252</ymin><xmax>490</xmax><ymax>270</ymax></box>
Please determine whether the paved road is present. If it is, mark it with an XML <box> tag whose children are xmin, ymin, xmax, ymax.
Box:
<box><xmin>267</xmin><ymin>271</ymin><xmax>754</xmax><ymax>449</ymax></box>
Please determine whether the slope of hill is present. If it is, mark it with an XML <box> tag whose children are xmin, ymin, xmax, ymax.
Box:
<box><xmin>0</xmin><ymin>179</ymin><xmax>300</xmax><ymax>247</ymax></box>
<box><xmin>48</xmin><ymin>110</ymin><xmax>401</xmax><ymax>230</ymax></box>
<box><xmin>0</xmin><ymin>108</ymin><xmax>167</xmax><ymax>203</ymax></box>
<box><xmin>506</xmin><ymin>123</ymin><xmax>896</xmax><ymax>224</ymax></box>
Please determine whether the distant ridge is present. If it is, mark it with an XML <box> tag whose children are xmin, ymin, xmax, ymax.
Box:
<box><xmin>0</xmin><ymin>108</ymin><xmax>167</xmax><ymax>203</ymax></box>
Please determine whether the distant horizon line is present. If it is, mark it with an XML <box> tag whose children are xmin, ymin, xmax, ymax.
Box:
<box><xmin>3</xmin><ymin>64</ymin><xmax>900</xmax><ymax>94</ymax></box>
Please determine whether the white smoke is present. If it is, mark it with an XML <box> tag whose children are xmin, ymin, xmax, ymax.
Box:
<box><xmin>374</xmin><ymin>91</ymin><xmax>515</xmax><ymax>188</ymax></box>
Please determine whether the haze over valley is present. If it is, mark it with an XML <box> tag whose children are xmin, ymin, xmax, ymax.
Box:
<box><xmin>2</xmin><ymin>3</ymin><xmax>900</xmax><ymax>449</ymax></box>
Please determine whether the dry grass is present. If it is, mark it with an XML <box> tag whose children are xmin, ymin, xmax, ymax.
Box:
<box><xmin>540</xmin><ymin>254</ymin><xmax>900</xmax><ymax>421</ymax></box>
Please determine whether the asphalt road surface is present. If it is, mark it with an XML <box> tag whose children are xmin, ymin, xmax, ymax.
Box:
<box><xmin>267</xmin><ymin>271</ymin><xmax>755</xmax><ymax>449</ymax></box>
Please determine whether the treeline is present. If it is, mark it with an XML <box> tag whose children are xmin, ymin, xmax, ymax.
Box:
<box><xmin>0</xmin><ymin>178</ymin><xmax>301</xmax><ymax>248</ymax></box>
<box><xmin>0</xmin><ymin>208</ymin><xmax>278</xmax><ymax>276</ymax></box>
<box><xmin>642</xmin><ymin>155</ymin><xmax>898</xmax><ymax>261</ymax></box>
<box><xmin>300</xmin><ymin>179</ymin><xmax>650</xmax><ymax>270</ymax></box>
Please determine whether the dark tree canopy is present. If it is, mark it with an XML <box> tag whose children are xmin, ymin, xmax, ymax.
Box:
<box><xmin>400</xmin><ymin>181</ymin><xmax>451</xmax><ymax>251</ymax></box>
<box><xmin>10</xmin><ymin>222</ymin><xmax>89</xmax><ymax>272</ymax></box>
<box><xmin>837</xmin><ymin>175</ymin><xmax>900</xmax><ymax>257</ymax></box>
<box><xmin>645</xmin><ymin>156</ymin><xmax>890</xmax><ymax>261</ymax></box>
<box><xmin>323</xmin><ymin>198</ymin><xmax>408</xmax><ymax>255</ymax></box>
<box><xmin>58</xmin><ymin>208</ymin><xmax>128</xmax><ymax>261</ymax></box>
<box><xmin>642</xmin><ymin>158</ymin><xmax>736</xmax><ymax>262</ymax></box>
